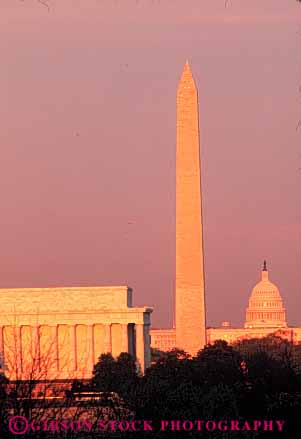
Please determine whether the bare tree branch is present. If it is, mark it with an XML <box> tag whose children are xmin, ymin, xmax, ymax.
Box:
<box><xmin>20</xmin><ymin>0</ymin><xmax>50</xmax><ymax>12</ymax></box>
<box><xmin>37</xmin><ymin>0</ymin><xmax>50</xmax><ymax>11</ymax></box>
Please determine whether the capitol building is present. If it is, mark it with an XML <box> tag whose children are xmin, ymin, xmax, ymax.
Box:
<box><xmin>151</xmin><ymin>261</ymin><xmax>301</xmax><ymax>352</ymax></box>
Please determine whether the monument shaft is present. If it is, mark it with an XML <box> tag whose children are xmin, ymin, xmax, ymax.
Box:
<box><xmin>175</xmin><ymin>62</ymin><xmax>206</xmax><ymax>355</ymax></box>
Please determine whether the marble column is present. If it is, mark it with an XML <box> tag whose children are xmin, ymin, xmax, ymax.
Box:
<box><xmin>121</xmin><ymin>324</ymin><xmax>128</xmax><ymax>353</ymax></box>
<box><xmin>53</xmin><ymin>325</ymin><xmax>59</xmax><ymax>371</ymax></box>
<box><xmin>135</xmin><ymin>324</ymin><xmax>145</xmax><ymax>373</ymax></box>
<box><xmin>128</xmin><ymin>324</ymin><xmax>135</xmax><ymax>357</ymax></box>
<box><xmin>0</xmin><ymin>327</ymin><xmax>3</xmax><ymax>370</ymax></box>
<box><xmin>104</xmin><ymin>324</ymin><xmax>112</xmax><ymax>353</ymax></box>
<box><xmin>33</xmin><ymin>326</ymin><xmax>40</xmax><ymax>372</ymax></box>
<box><xmin>70</xmin><ymin>325</ymin><xmax>77</xmax><ymax>371</ymax></box>
<box><xmin>143</xmin><ymin>324</ymin><xmax>151</xmax><ymax>369</ymax></box>
<box><xmin>88</xmin><ymin>325</ymin><xmax>95</xmax><ymax>370</ymax></box>
<box><xmin>16</xmin><ymin>326</ymin><xmax>22</xmax><ymax>378</ymax></box>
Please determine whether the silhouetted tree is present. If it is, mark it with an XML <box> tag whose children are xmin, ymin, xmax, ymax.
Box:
<box><xmin>91</xmin><ymin>353</ymin><xmax>116</xmax><ymax>392</ymax></box>
<box><xmin>115</xmin><ymin>352</ymin><xmax>138</xmax><ymax>395</ymax></box>
<box><xmin>91</xmin><ymin>351</ymin><xmax>138</xmax><ymax>398</ymax></box>
<box><xmin>195</xmin><ymin>340</ymin><xmax>245</xmax><ymax>388</ymax></box>
<box><xmin>145</xmin><ymin>348</ymin><xmax>191</xmax><ymax>381</ymax></box>
<box><xmin>131</xmin><ymin>349</ymin><xmax>193</xmax><ymax>422</ymax></box>
<box><xmin>234</xmin><ymin>335</ymin><xmax>295</xmax><ymax>366</ymax></box>
<box><xmin>246</xmin><ymin>351</ymin><xmax>297</xmax><ymax>395</ymax></box>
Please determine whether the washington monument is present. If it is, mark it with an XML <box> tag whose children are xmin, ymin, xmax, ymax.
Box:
<box><xmin>175</xmin><ymin>61</ymin><xmax>206</xmax><ymax>355</ymax></box>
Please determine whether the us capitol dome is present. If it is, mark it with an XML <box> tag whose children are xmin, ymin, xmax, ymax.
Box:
<box><xmin>244</xmin><ymin>260</ymin><xmax>287</xmax><ymax>329</ymax></box>
<box><xmin>202</xmin><ymin>260</ymin><xmax>301</xmax><ymax>347</ymax></box>
<box><xmin>151</xmin><ymin>259</ymin><xmax>301</xmax><ymax>350</ymax></box>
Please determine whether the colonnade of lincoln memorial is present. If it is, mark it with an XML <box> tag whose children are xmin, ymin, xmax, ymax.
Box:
<box><xmin>0</xmin><ymin>286</ymin><xmax>152</xmax><ymax>380</ymax></box>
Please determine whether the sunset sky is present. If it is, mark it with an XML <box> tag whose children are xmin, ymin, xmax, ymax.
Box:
<box><xmin>0</xmin><ymin>0</ymin><xmax>300</xmax><ymax>328</ymax></box>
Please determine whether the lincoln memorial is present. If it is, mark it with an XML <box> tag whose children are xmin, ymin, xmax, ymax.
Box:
<box><xmin>0</xmin><ymin>286</ymin><xmax>152</xmax><ymax>380</ymax></box>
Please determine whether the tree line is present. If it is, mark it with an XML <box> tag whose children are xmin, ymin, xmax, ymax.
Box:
<box><xmin>1</xmin><ymin>335</ymin><xmax>301</xmax><ymax>438</ymax></box>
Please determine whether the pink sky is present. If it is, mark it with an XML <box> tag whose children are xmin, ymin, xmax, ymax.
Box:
<box><xmin>0</xmin><ymin>0</ymin><xmax>300</xmax><ymax>328</ymax></box>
